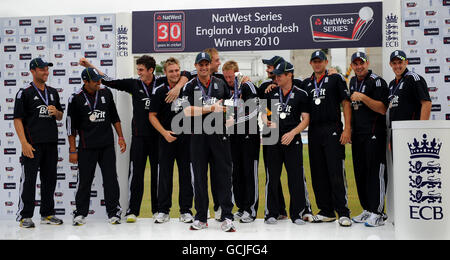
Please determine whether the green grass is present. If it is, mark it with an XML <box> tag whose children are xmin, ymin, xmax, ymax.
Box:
<box><xmin>139</xmin><ymin>144</ymin><xmax>363</xmax><ymax>219</ymax></box>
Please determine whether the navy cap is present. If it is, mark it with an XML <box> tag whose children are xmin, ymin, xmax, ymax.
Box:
<box><xmin>262</xmin><ymin>56</ymin><xmax>285</xmax><ymax>67</ymax></box>
<box><xmin>310</xmin><ymin>50</ymin><xmax>327</xmax><ymax>61</ymax></box>
<box><xmin>30</xmin><ymin>58</ymin><xmax>53</xmax><ymax>70</ymax></box>
<box><xmin>272</xmin><ymin>61</ymin><xmax>294</xmax><ymax>75</ymax></box>
<box><xmin>390</xmin><ymin>50</ymin><xmax>407</xmax><ymax>62</ymax></box>
<box><xmin>81</xmin><ymin>68</ymin><xmax>103</xmax><ymax>82</ymax></box>
<box><xmin>195</xmin><ymin>52</ymin><xmax>211</xmax><ymax>64</ymax></box>
<box><xmin>351</xmin><ymin>52</ymin><xmax>368</xmax><ymax>63</ymax></box>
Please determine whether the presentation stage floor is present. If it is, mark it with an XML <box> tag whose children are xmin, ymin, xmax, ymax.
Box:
<box><xmin>0</xmin><ymin>218</ymin><xmax>395</xmax><ymax>240</ymax></box>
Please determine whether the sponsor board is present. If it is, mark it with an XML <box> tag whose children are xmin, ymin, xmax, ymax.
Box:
<box><xmin>133</xmin><ymin>2</ymin><xmax>383</xmax><ymax>53</ymax></box>
<box><xmin>0</xmin><ymin>14</ymin><xmax>115</xmax><ymax>218</ymax></box>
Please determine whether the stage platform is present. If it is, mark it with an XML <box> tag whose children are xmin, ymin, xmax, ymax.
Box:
<box><xmin>0</xmin><ymin>218</ymin><xmax>395</xmax><ymax>240</ymax></box>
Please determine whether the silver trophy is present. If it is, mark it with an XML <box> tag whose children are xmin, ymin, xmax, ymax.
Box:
<box><xmin>224</xmin><ymin>72</ymin><xmax>245</xmax><ymax>107</ymax></box>
<box><xmin>235</xmin><ymin>71</ymin><xmax>245</xmax><ymax>87</ymax></box>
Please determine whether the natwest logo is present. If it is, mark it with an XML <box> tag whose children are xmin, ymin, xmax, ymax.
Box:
<box><xmin>4</xmin><ymin>183</ymin><xmax>16</xmax><ymax>190</ymax></box>
<box><xmin>406</xmin><ymin>2</ymin><xmax>417</xmax><ymax>8</ymax></box>
<box><xmin>310</xmin><ymin>7</ymin><xmax>375</xmax><ymax>42</ymax></box>
<box><xmin>425</xmin><ymin>66</ymin><xmax>440</xmax><ymax>74</ymax></box>
<box><xmin>84</xmin><ymin>17</ymin><xmax>97</xmax><ymax>23</ymax></box>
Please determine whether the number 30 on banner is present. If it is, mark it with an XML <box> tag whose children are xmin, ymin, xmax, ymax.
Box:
<box><xmin>157</xmin><ymin>23</ymin><xmax>182</xmax><ymax>42</ymax></box>
<box><xmin>154</xmin><ymin>11</ymin><xmax>185</xmax><ymax>52</ymax></box>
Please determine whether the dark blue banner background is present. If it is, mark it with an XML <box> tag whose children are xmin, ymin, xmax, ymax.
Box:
<box><xmin>132</xmin><ymin>2</ymin><xmax>382</xmax><ymax>53</ymax></box>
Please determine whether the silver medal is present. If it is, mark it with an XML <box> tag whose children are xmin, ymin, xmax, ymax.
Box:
<box><xmin>89</xmin><ymin>114</ymin><xmax>97</xmax><ymax>122</ymax></box>
<box><xmin>315</xmin><ymin>98</ymin><xmax>321</xmax><ymax>105</ymax></box>
<box><xmin>280</xmin><ymin>112</ymin><xmax>287</xmax><ymax>120</ymax></box>
<box><xmin>224</xmin><ymin>99</ymin><xmax>234</xmax><ymax>107</ymax></box>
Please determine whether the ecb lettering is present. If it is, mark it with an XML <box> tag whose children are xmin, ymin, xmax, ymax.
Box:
<box><xmin>410</xmin><ymin>206</ymin><xmax>443</xmax><ymax>221</ymax></box>
<box><xmin>385</xmin><ymin>41</ymin><xmax>399</xmax><ymax>47</ymax></box>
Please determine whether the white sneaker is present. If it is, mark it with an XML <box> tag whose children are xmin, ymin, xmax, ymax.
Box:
<box><xmin>294</xmin><ymin>218</ymin><xmax>306</xmax><ymax>225</ymax></box>
<box><xmin>221</xmin><ymin>218</ymin><xmax>236</xmax><ymax>232</ymax></box>
<box><xmin>277</xmin><ymin>214</ymin><xmax>288</xmax><ymax>221</ymax></box>
<box><xmin>311</xmin><ymin>214</ymin><xmax>336</xmax><ymax>223</ymax></box>
<box><xmin>41</xmin><ymin>215</ymin><xmax>63</xmax><ymax>225</ymax></box>
<box><xmin>352</xmin><ymin>210</ymin><xmax>371</xmax><ymax>223</ymax></box>
<box><xmin>338</xmin><ymin>216</ymin><xmax>352</xmax><ymax>227</ymax></box>
<box><xmin>73</xmin><ymin>216</ymin><xmax>86</xmax><ymax>226</ymax></box>
<box><xmin>234</xmin><ymin>211</ymin><xmax>244</xmax><ymax>221</ymax></box>
<box><xmin>126</xmin><ymin>214</ymin><xmax>137</xmax><ymax>223</ymax></box>
<box><xmin>19</xmin><ymin>218</ymin><xmax>35</xmax><ymax>228</ymax></box>
<box><xmin>180</xmin><ymin>213</ymin><xmax>194</xmax><ymax>223</ymax></box>
<box><xmin>109</xmin><ymin>216</ymin><xmax>121</xmax><ymax>225</ymax></box>
<box><xmin>240</xmin><ymin>211</ymin><xmax>255</xmax><ymax>223</ymax></box>
<box><xmin>154</xmin><ymin>212</ymin><xmax>170</xmax><ymax>224</ymax></box>
<box><xmin>215</xmin><ymin>207</ymin><xmax>222</xmax><ymax>221</ymax></box>
<box><xmin>264</xmin><ymin>217</ymin><xmax>278</xmax><ymax>225</ymax></box>
<box><xmin>302</xmin><ymin>213</ymin><xmax>314</xmax><ymax>223</ymax></box>
<box><xmin>190</xmin><ymin>220</ymin><xmax>208</xmax><ymax>230</ymax></box>
<box><xmin>365</xmin><ymin>213</ymin><xmax>385</xmax><ymax>227</ymax></box>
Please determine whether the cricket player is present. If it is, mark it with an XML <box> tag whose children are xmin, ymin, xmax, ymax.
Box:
<box><xmin>79</xmin><ymin>56</ymin><xmax>188</xmax><ymax>222</ymax></box>
<box><xmin>387</xmin><ymin>50</ymin><xmax>431</xmax><ymax>123</ymax></box>
<box><xmin>67</xmin><ymin>68</ymin><xmax>126</xmax><ymax>226</ymax></box>
<box><xmin>183</xmin><ymin>52</ymin><xmax>235</xmax><ymax>232</ymax></box>
<box><xmin>303</xmin><ymin>50</ymin><xmax>352</xmax><ymax>227</ymax></box>
<box><xmin>262</xmin><ymin>61</ymin><xmax>311</xmax><ymax>225</ymax></box>
<box><xmin>348</xmin><ymin>52</ymin><xmax>389</xmax><ymax>227</ymax></box>
<box><xmin>14</xmin><ymin>58</ymin><xmax>64</xmax><ymax>228</ymax></box>
<box><xmin>222</xmin><ymin>60</ymin><xmax>260</xmax><ymax>223</ymax></box>
<box><xmin>149</xmin><ymin>57</ymin><xmax>194</xmax><ymax>224</ymax></box>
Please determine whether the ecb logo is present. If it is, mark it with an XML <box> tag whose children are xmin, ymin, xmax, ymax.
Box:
<box><xmin>408</xmin><ymin>134</ymin><xmax>444</xmax><ymax>221</ymax></box>
<box><xmin>117</xmin><ymin>25</ymin><xmax>129</xmax><ymax>57</ymax></box>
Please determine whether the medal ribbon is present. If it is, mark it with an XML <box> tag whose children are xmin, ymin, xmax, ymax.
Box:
<box><xmin>390</xmin><ymin>78</ymin><xmax>404</xmax><ymax>98</ymax></box>
<box><xmin>278</xmin><ymin>87</ymin><xmax>294</xmax><ymax>113</ymax></box>
<box><xmin>314</xmin><ymin>71</ymin><xmax>327</xmax><ymax>99</ymax></box>
<box><xmin>197</xmin><ymin>77</ymin><xmax>213</xmax><ymax>102</ymax></box>
<box><xmin>82</xmin><ymin>89</ymin><xmax>99</xmax><ymax>113</ymax></box>
<box><xmin>140</xmin><ymin>80</ymin><xmax>151</xmax><ymax>98</ymax></box>
<box><xmin>233</xmin><ymin>77</ymin><xmax>242</xmax><ymax>106</ymax></box>
<box><xmin>31</xmin><ymin>82</ymin><xmax>49</xmax><ymax>106</ymax></box>
<box><xmin>356</xmin><ymin>79</ymin><xmax>365</xmax><ymax>93</ymax></box>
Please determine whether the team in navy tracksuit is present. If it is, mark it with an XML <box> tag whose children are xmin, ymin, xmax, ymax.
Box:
<box><xmin>222</xmin><ymin>60</ymin><xmax>260</xmax><ymax>222</ymax></box>
<box><xmin>79</xmin><ymin>56</ymin><xmax>189</xmax><ymax>219</ymax></box>
<box><xmin>14</xmin><ymin>58</ymin><xmax>64</xmax><ymax>227</ymax></box>
<box><xmin>67</xmin><ymin>68</ymin><xmax>125</xmax><ymax>221</ymax></box>
<box><xmin>183</xmin><ymin>53</ymin><xmax>235</xmax><ymax>229</ymax></box>
<box><xmin>262</xmin><ymin>61</ymin><xmax>311</xmax><ymax>224</ymax></box>
<box><xmin>303</xmin><ymin>51</ymin><xmax>352</xmax><ymax>225</ymax></box>
<box><xmin>348</xmin><ymin>52</ymin><xmax>389</xmax><ymax>225</ymax></box>
<box><xmin>149</xmin><ymin>58</ymin><xmax>193</xmax><ymax>220</ymax></box>
<box><xmin>259</xmin><ymin>56</ymin><xmax>309</xmax><ymax>220</ymax></box>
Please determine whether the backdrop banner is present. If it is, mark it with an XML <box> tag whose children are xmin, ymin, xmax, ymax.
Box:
<box><xmin>0</xmin><ymin>14</ymin><xmax>117</xmax><ymax>219</ymax></box>
<box><xmin>400</xmin><ymin>0</ymin><xmax>450</xmax><ymax>121</ymax></box>
<box><xmin>132</xmin><ymin>2</ymin><xmax>383</xmax><ymax>53</ymax></box>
